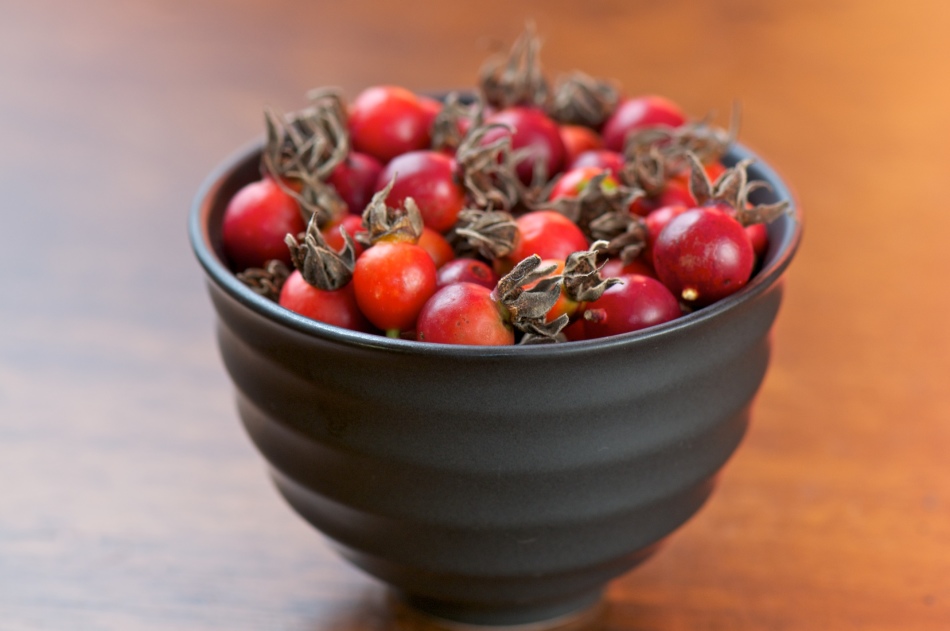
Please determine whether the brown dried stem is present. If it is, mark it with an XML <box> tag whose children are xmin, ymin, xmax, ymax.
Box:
<box><xmin>494</xmin><ymin>254</ymin><xmax>568</xmax><ymax>344</ymax></box>
<box><xmin>478</xmin><ymin>22</ymin><xmax>550</xmax><ymax>110</ymax></box>
<box><xmin>236</xmin><ymin>260</ymin><xmax>291</xmax><ymax>301</ymax></box>
<box><xmin>547</xmin><ymin>71</ymin><xmax>620</xmax><ymax>128</ymax></box>
<box><xmin>284</xmin><ymin>213</ymin><xmax>356</xmax><ymax>291</ymax></box>
<box><xmin>359</xmin><ymin>176</ymin><xmax>425</xmax><ymax>245</ymax></box>
<box><xmin>450</xmin><ymin>208</ymin><xmax>518</xmax><ymax>260</ymax></box>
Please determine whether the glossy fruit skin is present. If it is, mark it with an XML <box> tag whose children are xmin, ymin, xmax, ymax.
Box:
<box><xmin>376</xmin><ymin>150</ymin><xmax>465</xmax><ymax>233</ymax></box>
<box><xmin>348</xmin><ymin>85</ymin><xmax>432</xmax><ymax>163</ymax></box>
<box><xmin>278</xmin><ymin>271</ymin><xmax>373</xmax><ymax>332</ymax></box>
<box><xmin>568</xmin><ymin>149</ymin><xmax>624</xmax><ymax>175</ymax></box>
<box><xmin>745</xmin><ymin>222</ymin><xmax>769</xmax><ymax>259</ymax></box>
<box><xmin>435</xmin><ymin>258</ymin><xmax>499</xmax><ymax>289</ymax></box>
<box><xmin>600</xmin><ymin>256</ymin><xmax>657</xmax><ymax>280</ymax></box>
<box><xmin>642</xmin><ymin>203</ymin><xmax>689</xmax><ymax>262</ymax></box>
<box><xmin>328</xmin><ymin>151</ymin><xmax>384</xmax><ymax>214</ymax></box>
<box><xmin>483</xmin><ymin>106</ymin><xmax>566</xmax><ymax>185</ymax></box>
<box><xmin>221</xmin><ymin>176</ymin><xmax>305</xmax><ymax>270</ymax></box>
<box><xmin>322</xmin><ymin>213</ymin><xmax>367</xmax><ymax>257</ymax></box>
<box><xmin>418</xmin><ymin>227</ymin><xmax>455</xmax><ymax>269</ymax></box>
<box><xmin>505</xmin><ymin>210</ymin><xmax>590</xmax><ymax>269</ymax></box>
<box><xmin>559</xmin><ymin>124</ymin><xmax>603</xmax><ymax>165</ymax></box>
<box><xmin>352</xmin><ymin>241</ymin><xmax>438</xmax><ymax>333</ymax></box>
<box><xmin>601</xmin><ymin>95</ymin><xmax>687</xmax><ymax>152</ymax></box>
<box><xmin>416</xmin><ymin>283</ymin><xmax>514</xmax><ymax>346</ymax></box>
<box><xmin>629</xmin><ymin>180</ymin><xmax>695</xmax><ymax>217</ymax></box>
<box><xmin>652</xmin><ymin>205</ymin><xmax>755</xmax><ymax>307</ymax></box>
<box><xmin>548</xmin><ymin>166</ymin><xmax>618</xmax><ymax>201</ymax></box>
<box><xmin>582</xmin><ymin>274</ymin><xmax>681</xmax><ymax>339</ymax></box>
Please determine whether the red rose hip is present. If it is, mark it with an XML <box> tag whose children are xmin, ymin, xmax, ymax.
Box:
<box><xmin>652</xmin><ymin>205</ymin><xmax>755</xmax><ymax>307</ymax></box>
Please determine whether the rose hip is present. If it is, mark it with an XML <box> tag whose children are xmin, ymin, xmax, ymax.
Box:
<box><xmin>652</xmin><ymin>205</ymin><xmax>755</xmax><ymax>307</ymax></box>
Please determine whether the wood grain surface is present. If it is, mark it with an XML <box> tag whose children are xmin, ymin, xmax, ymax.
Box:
<box><xmin>2</xmin><ymin>1</ymin><xmax>948</xmax><ymax>629</ymax></box>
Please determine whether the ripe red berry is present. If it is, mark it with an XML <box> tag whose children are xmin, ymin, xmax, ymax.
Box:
<box><xmin>745</xmin><ymin>222</ymin><xmax>769</xmax><ymax>259</ymax></box>
<box><xmin>435</xmin><ymin>258</ymin><xmax>499</xmax><ymax>289</ymax></box>
<box><xmin>568</xmin><ymin>149</ymin><xmax>624</xmax><ymax>176</ymax></box>
<box><xmin>327</xmin><ymin>151</ymin><xmax>384</xmax><ymax>214</ymax></box>
<box><xmin>221</xmin><ymin>177</ymin><xmax>304</xmax><ymax>270</ymax></box>
<box><xmin>558</xmin><ymin>124</ymin><xmax>603</xmax><ymax>165</ymax></box>
<box><xmin>504</xmin><ymin>210</ymin><xmax>590</xmax><ymax>270</ymax></box>
<box><xmin>322</xmin><ymin>214</ymin><xmax>367</xmax><ymax>257</ymax></box>
<box><xmin>483</xmin><ymin>106</ymin><xmax>566</xmax><ymax>185</ymax></box>
<box><xmin>548</xmin><ymin>166</ymin><xmax>619</xmax><ymax>202</ymax></box>
<box><xmin>375</xmin><ymin>150</ymin><xmax>465</xmax><ymax>233</ymax></box>
<box><xmin>582</xmin><ymin>274</ymin><xmax>682</xmax><ymax>338</ymax></box>
<box><xmin>417</xmin><ymin>227</ymin><xmax>455</xmax><ymax>269</ymax></box>
<box><xmin>278</xmin><ymin>271</ymin><xmax>372</xmax><ymax>332</ymax></box>
<box><xmin>348</xmin><ymin>85</ymin><xmax>432</xmax><ymax>163</ymax></box>
<box><xmin>652</xmin><ymin>205</ymin><xmax>755</xmax><ymax>307</ymax></box>
<box><xmin>416</xmin><ymin>282</ymin><xmax>515</xmax><ymax>345</ymax></box>
<box><xmin>352</xmin><ymin>241</ymin><xmax>438</xmax><ymax>334</ymax></box>
<box><xmin>602</xmin><ymin>95</ymin><xmax>687</xmax><ymax>152</ymax></box>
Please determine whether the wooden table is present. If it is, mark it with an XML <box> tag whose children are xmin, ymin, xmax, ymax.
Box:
<box><xmin>2</xmin><ymin>1</ymin><xmax>948</xmax><ymax>629</ymax></box>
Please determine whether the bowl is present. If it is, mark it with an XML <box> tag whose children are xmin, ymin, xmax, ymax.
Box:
<box><xmin>189</xmin><ymin>139</ymin><xmax>801</xmax><ymax>627</ymax></box>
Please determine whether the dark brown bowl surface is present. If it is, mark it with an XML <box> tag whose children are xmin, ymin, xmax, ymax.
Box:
<box><xmin>190</xmin><ymin>140</ymin><xmax>801</xmax><ymax>626</ymax></box>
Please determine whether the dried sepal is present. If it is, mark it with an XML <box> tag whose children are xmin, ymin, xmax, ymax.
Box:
<box><xmin>514</xmin><ymin>152</ymin><xmax>560</xmax><ymax>211</ymax></box>
<box><xmin>478</xmin><ymin>22</ymin><xmax>549</xmax><ymax>110</ymax></box>
<box><xmin>551</xmin><ymin>172</ymin><xmax>644</xmax><ymax>238</ymax></box>
<box><xmin>359</xmin><ymin>176</ymin><xmax>425</xmax><ymax>244</ymax></box>
<box><xmin>736</xmin><ymin>181</ymin><xmax>792</xmax><ymax>225</ymax></box>
<box><xmin>591</xmin><ymin>213</ymin><xmax>648</xmax><ymax>264</ymax></box>
<box><xmin>236</xmin><ymin>259</ymin><xmax>291</xmax><ymax>301</ymax></box>
<box><xmin>622</xmin><ymin>107</ymin><xmax>738</xmax><ymax>184</ymax></box>
<box><xmin>450</xmin><ymin>208</ymin><xmax>518</xmax><ymax>260</ymax></box>
<box><xmin>494</xmin><ymin>255</ymin><xmax>567</xmax><ymax>343</ymax></box>
<box><xmin>431</xmin><ymin>92</ymin><xmax>485</xmax><ymax>153</ymax></box>
<box><xmin>284</xmin><ymin>214</ymin><xmax>356</xmax><ymax>291</ymax></box>
<box><xmin>456</xmin><ymin>123</ymin><xmax>523</xmax><ymax>211</ymax></box>
<box><xmin>620</xmin><ymin>144</ymin><xmax>668</xmax><ymax>196</ymax></box>
<box><xmin>561</xmin><ymin>241</ymin><xmax>621</xmax><ymax>303</ymax></box>
<box><xmin>687</xmin><ymin>152</ymin><xmax>751</xmax><ymax>208</ymax></box>
<box><xmin>518</xmin><ymin>314</ymin><xmax>571</xmax><ymax>345</ymax></box>
<box><xmin>547</xmin><ymin>71</ymin><xmax>620</xmax><ymax>128</ymax></box>
<box><xmin>624</xmin><ymin>107</ymin><xmax>737</xmax><ymax>162</ymax></box>
<box><xmin>261</xmin><ymin>95</ymin><xmax>349</xmax><ymax>226</ymax></box>
<box><xmin>686</xmin><ymin>152</ymin><xmax>792</xmax><ymax>226</ymax></box>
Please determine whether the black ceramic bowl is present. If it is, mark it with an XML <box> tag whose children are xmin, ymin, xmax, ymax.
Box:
<box><xmin>190</xmin><ymin>140</ymin><xmax>801</xmax><ymax>627</ymax></box>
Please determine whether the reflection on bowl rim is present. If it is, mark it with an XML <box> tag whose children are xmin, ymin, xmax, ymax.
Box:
<box><xmin>190</xmin><ymin>139</ymin><xmax>802</xmax><ymax>357</ymax></box>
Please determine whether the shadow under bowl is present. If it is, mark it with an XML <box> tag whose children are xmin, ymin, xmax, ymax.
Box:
<box><xmin>190</xmin><ymin>140</ymin><xmax>801</xmax><ymax>627</ymax></box>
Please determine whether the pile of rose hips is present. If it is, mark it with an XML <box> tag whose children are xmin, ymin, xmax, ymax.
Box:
<box><xmin>222</xmin><ymin>27</ymin><xmax>789</xmax><ymax>346</ymax></box>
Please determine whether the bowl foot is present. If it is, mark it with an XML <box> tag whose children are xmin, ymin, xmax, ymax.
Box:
<box><xmin>393</xmin><ymin>590</ymin><xmax>605</xmax><ymax>630</ymax></box>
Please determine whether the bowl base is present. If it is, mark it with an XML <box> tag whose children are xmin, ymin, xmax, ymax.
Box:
<box><xmin>393</xmin><ymin>590</ymin><xmax>606</xmax><ymax>631</ymax></box>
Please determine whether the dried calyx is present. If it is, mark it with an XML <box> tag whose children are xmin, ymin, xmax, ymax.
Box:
<box><xmin>551</xmin><ymin>172</ymin><xmax>647</xmax><ymax>263</ymax></box>
<box><xmin>479</xmin><ymin>23</ymin><xmax>549</xmax><ymax>110</ymax></box>
<box><xmin>685</xmin><ymin>152</ymin><xmax>791</xmax><ymax>226</ymax></box>
<box><xmin>359</xmin><ymin>177</ymin><xmax>425</xmax><ymax>245</ymax></box>
<box><xmin>455</xmin><ymin>123</ymin><xmax>523</xmax><ymax>212</ymax></box>
<box><xmin>622</xmin><ymin>108</ymin><xmax>738</xmax><ymax>189</ymax></box>
<box><xmin>284</xmin><ymin>214</ymin><xmax>357</xmax><ymax>291</ymax></box>
<box><xmin>494</xmin><ymin>255</ymin><xmax>568</xmax><ymax>344</ymax></box>
<box><xmin>547</xmin><ymin>71</ymin><xmax>620</xmax><ymax>128</ymax></box>
<box><xmin>431</xmin><ymin>92</ymin><xmax>484</xmax><ymax>153</ymax></box>
<box><xmin>450</xmin><ymin>208</ymin><xmax>517</xmax><ymax>260</ymax></box>
<box><xmin>236</xmin><ymin>259</ymin><xmax>291</xmax><ymax>301</ymax></box>
<box><xmin>262</xmin><ymin>90</ymin><xmax>349</xmax><ymax>227</ymax></box>
<box><xmin>561</xmin><ymin>241</ymin><xmax>621</xmax><ymax>303</ymax></box>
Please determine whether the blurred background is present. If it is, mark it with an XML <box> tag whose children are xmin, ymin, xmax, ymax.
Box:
<box><xmin>2</xmin><ymin>1</ymin><xmax>949</xmax><ymax>629</ymax></box>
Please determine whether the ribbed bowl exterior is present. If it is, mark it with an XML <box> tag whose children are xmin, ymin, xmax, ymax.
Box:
<box><xmin>191</xmin><ymin>141</ymin><xmax>801</xmax><ymax>626</ymax></box>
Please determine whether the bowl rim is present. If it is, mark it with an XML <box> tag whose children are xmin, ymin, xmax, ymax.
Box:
<box><xmin>189</xmin><ymin>139</ymin><xmax>802</xmax><ymax>357</ymax></box>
